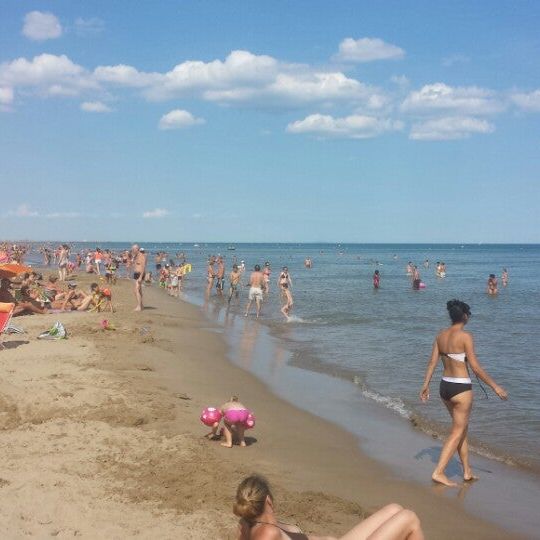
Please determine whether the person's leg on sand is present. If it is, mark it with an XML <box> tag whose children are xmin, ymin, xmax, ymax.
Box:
<box><xmin>432</xmin><ymin>391</ymin><xmax>472</xmax><ymax>486</ymax></box>
<box><xmin>221</xmin><ymin>423</ymin><xmax>233</xmax><ymax>448</ymax></box>
<box><xmin>340</xmin><ymin>504</ymin><xmax>423</xmax><ymax>540</ymax></box>
<box><xmin>442</xmin><ymin>400</ymin><xmax>477</xmax><ymax>481</ymax></box>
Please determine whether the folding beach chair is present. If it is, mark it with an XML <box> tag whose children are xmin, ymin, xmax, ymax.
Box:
<box><xmin>0</xmin><ymin>302</ymin><xmax>15</xmax><ymax>350</ymax></box>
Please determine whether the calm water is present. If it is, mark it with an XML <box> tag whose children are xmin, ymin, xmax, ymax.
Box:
<box><xmin>28</xmin><ymin>242</ymin><xmax>540</xmax><ymax>470</ymax></box>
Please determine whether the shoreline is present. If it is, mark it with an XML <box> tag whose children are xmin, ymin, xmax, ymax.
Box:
<box><xmin>0</xmin><ymin>274</ymin><xmax>527</xmax><ymax>538</ymax></box>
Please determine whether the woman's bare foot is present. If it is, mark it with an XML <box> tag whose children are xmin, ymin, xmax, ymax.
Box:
<box><xmin>463</xmin><ymin>473</ymin><xmax>479</xmax><ymax>482</ymax></box>
<box><xmin>239</xmin><ymin>441</ymin><xmax>247</xmax><ymax>447</ymax></box>
<box><xmin>220</xmin><ymin>442</ymin><xmax>233</xmax><ymax>448</ymax></box>
<box><xmin>432</xmin><ymin>472</ymin><xmax>458</xmax><ymax>487</ymax></box>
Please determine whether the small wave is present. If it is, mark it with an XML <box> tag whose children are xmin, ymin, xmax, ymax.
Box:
<box><xmin>286</xmin><ymin>315</ymin><xmax>306</xmax><ymax>323</ymax></box>
<box><xmin>360</xmin><ymin>387</ymin><xmax>412</xmax><ymax>420</ymax></box>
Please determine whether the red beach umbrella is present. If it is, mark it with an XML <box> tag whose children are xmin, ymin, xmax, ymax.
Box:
<box><xmin>0</xmin><ymin>263</ymin><xmax>32</xmax><ymax>279</ymax></box>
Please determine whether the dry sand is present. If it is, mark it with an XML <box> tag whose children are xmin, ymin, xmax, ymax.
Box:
<box><xmin>0</xmin><ymin>274</ymin><xmax>521</xmax><ymax>539</ymax></box>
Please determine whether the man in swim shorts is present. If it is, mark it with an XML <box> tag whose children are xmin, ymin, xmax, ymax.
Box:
<box><xmin>245</xmin><ymin>265</ymin><xmax>265</xmax><ymax>318</ymax></box>
<box><xmin>228</xmin><ymin>264</ymin><xmax>241</xmax><ymax>304</ymax></box>
<box><xmin>132</xmin><ymin>244</ymin><xmax>147</xmax><ymax>311</ymax></box>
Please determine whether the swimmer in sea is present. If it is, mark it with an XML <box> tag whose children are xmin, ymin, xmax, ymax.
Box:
<box><xmin>278</xmin><ymin>266</ymin><xmax>293</xmax><ymax>320</ymax></box>
<box><xmin>220</xmin><ymin>395</ymin><xmax>250</xmax><ymax>448</ymax></box>
<box><xmin>234</xmin><ymin>475</ymin><xmax>424</xmax><ymax>540</ymax></box>
<box><xmin>373</xmin><ymin>269</ymin><xmax>380</xmax><ymax>289</ymax></box>
<box><xmin>420</xmin><ymin>300</ymin><xmax>507</xmax><ymax>487</ymax></box>
<box><xmin>502</xmin><ymin>268</ymin><xmax>509</xmax><ymax>287</ymax></box>
<box><xmin>487</xmin><ymin>274</ymin><xmax>498</xmax><ymax>295</ymax></box>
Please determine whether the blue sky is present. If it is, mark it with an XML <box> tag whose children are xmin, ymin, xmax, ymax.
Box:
<box><xmin>1</xmin><ymin>1</ymin><xmax>539</xmax><ymax>242</ymax></box>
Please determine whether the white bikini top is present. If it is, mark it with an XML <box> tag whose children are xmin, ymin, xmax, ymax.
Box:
<box><xmin>442</xmin><ymin>352</ymin><xmax>467</xmax><ymax>363</ymax></box>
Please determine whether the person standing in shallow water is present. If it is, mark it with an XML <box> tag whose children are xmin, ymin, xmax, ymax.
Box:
<box><xmin>420</xmin><ymin>300</ymin><xmax>507</xmax><ymax>487</ymax></box>
<box><xmin>487</xmin><ymin>274</ymin><xmax>498</xmax><ymax>295</ymax></box>
<box><xmin>373</xmin><ymin>269</ymin><xmax>380</xmax><ymax>289</ymax></box>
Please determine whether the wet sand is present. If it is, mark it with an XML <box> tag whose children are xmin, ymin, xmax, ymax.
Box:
<box><xmin>0</xmin><ymin>275</ymin><xmax>522</xmax><ymax>539</ymax></box>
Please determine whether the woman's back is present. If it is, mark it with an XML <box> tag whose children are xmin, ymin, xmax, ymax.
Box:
<box><xmin>436</xmin><ymin>327</ymin><xmax>470</xmax><ymax>378</ymax></box>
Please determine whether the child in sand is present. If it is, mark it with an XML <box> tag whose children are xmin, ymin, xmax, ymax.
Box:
<box><xmin>220</xmin><ymin>396</ymin><xmax>250</xmax><ymax>448</ymax></box>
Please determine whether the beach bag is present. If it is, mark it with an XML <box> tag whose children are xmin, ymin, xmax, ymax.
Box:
<box><xmin>38</xmin><ymin>321</ymin><xmax>67</xmax><ymax>340</ymax></box>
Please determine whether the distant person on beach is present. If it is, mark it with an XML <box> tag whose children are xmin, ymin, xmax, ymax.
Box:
<box><xmin>206</xmin><ymin>256</ymin><xmax>216</xmax><ymax>296</ymax></box>
<box><xmin>501</xmin><ymin>268</ymin><xmax>509</xmax><ymax>287</ymax></box>
<box><xmin>245</xmin><ymin>265</ymin><xmax>265</xmax><ymax>318</ymax></box>
<box><xmin>221</xmin><ymin>396</ymin><xmax>250</xmax><ymax>448</ymax></box>
<box><xmin>420</xmin><ymin>300</ymin><xmax>508</xmax><ymax>487</ymax></box>
<box><xmin>487</xmin><ymin>274</ymin><xmax>498</xmax><ymax>295</ymax></box>
<box><xmin>263</xmin><ymin>262</ymin><xmax>272</xmax><ymax>295</ymax></box>
<box><xmin>373</xmin><ymin>269</ymin><xmax>380</xmax><ymax>289</ymax></box>
<box><xmin>58</xmin><ymin>244</ymin><xmax>69</xmax><ymax>282</ymax></box>
<box><xmin>216</xmin><ymin>256</ymin><xmax>225</xmax><ymax>296</ymax></box>
<box><xmin>234</xmin><ymin>475</ymin><xmax>424</xmax><ymax>540</ymax></box>
<box><xmin>278</xmin><ymin>267</ymin><xmax>293</xmax><ymax>320</ymax></box>
<box><xmin>131</xmin><ymin>244</ymin><xmax>147</xmax><ymax>311</ymax></box>
<box><xmin>228</xmin><ymin>264</ymin><xmax>242</xmax><ymax>304</ymax></box>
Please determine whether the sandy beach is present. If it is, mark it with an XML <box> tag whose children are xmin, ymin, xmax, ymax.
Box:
<box><xmin>0</xmin><ymin>274</ymin><xmax>522</xmax><ymax>539</ymax></box>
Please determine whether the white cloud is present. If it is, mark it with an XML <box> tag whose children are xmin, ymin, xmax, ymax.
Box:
<box><xmin>402</xmin><ymin>83</ymin><xmax>503</xmax><ymax>115</ymax></box>
<box><xmin>442</xmin><ymin>54</ymin><xmax>470</xmax><ymax>67</ymax></box>
<box><xmin>511</xmin><ymin>90</ymin><xmax>540</xmax><ymax>112</ymax></box>
<box><xmin>287</xmin><ymin>113</ymin><xmax>403</xmax><ymax>139</ymax></box>
<box><xmin>81</xmin><ymin>101</ymin><xmax>112</xmax><ymax>113</ymax></box>
<box><xmin>22</xmin><ymin>11</ymin><xmax>62</xmax><ymax>41</ymax></box>
<box><xmin>93</xmin><ymin>64</ymin><xmax>160</xmax><ymax>88</ymax></box>
<box><xmin>44</xmin><ymin>212</ymin><xmax>81</xmax><ymax>218</ymax></box>
<box><xmin>0</xmin><ymin>86</ymin><xmax>14</xmax><ymax>109</ymax></box>
<box><xmin>94</xmin><ymin>50</ymin><xmax>384</xmax><ymax>109</ymax></box>
<box><xmin>142</xmin><ymin>208</ymin><xmax>170</xmax><ymax>218</ymax></box>
<box><xmin>74</xmin><ymin>17</ymin><xmax>105</xmax><ymax>36</ymax></box>
<box><xmin>158</xmin><ymin>109</ymin><xmax>205</xmax><ymax>130</ymax></box>
<box><xmin>4</xmin><ymin>205</ymin><xmax>84</xmax><ymax>218</ymax></box>
<box><xmin>410</xmin><ymin>116</ymin><xmax>494</xmax><ymax>140</ymax></box>
<box><xmin>8</xmin><ymin>204</ymin><xmax>39</xmax><ymax>217</ymax></box>
<box><xmin>334</xmin><ymin>38</ymin><xmax>405</xmax><ymax>63</ymax></box>
<box><xmin>0</xmin><ymin>54</ymin><xmax>97</xmax><ymax>100</ymax></box>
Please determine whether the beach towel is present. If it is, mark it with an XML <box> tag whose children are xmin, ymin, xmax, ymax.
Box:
<box><xmin>38</xmin><ymin>321</ymin><xmax>67</xmax><ymax>340</ymax></box>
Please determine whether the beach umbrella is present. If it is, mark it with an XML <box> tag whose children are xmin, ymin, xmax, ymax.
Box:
<box><xmin>0</xmin><ymin>263</ymin><xmax>32</xmax><ymax>279</ymax></box>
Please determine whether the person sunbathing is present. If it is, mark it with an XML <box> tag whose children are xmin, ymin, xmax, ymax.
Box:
<box><xmin>0</xmin><ymin>280</ymin><xmax>49</xmax><ymax>316</ymax></box>
<box><xmin>43</xmin><ymin>275</ymin><xmax>67</xmax><ymax>302</ymax></box>
<box><xmin>59</xmin><ymin>283</ymin><xmax>88</xmax><ymax>311</ymax></box>
<box><xmin>234</xmin><ymin>475</ymin><xmax>424</xmax><ymax>540</ymax></box>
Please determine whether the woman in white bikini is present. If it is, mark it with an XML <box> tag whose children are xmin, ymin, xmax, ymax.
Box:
<box><xmin>420</xmin><ymin>300</ymin><xmax>508</xmax><ymax>487</ymax></box>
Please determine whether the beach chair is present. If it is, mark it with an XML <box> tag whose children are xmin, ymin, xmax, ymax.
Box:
<box><xmin>0</xmin><ymin>302</ymin><xmax>15</xmax><ymax>350</ymax></box>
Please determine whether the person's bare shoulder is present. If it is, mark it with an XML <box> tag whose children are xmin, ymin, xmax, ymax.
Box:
<box><xmin>251</xmin><ymin>524</ymin><xmax>282</xmax><ymax>540</ymax></box>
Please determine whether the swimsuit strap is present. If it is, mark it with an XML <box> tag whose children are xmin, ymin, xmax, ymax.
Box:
<box><xmin>252</xmin><ymin>520</ymin><xmax>305</xmax><ymax>536</ymax></box>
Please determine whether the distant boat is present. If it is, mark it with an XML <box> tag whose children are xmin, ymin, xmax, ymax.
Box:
<box><xmin>227</xmin><ymin>246</ymin><xmax>236</xmax><ymax>251</ymax></box>
<box><xmin>193</xmin><ymin>243</ymin><xmax>200</xmax><ymax>247</ymax></box>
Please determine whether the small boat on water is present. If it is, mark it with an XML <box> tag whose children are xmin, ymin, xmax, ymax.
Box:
<box><xmin>227</xmin><ymin>246</ymin><xmax>236</xmax><ymax>251</ymax></box>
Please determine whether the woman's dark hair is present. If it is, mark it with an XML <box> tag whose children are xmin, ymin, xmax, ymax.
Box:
<box><xmin>446</xmin><ymin>299</ymin><xmax>471</xmax><ymax>323</ymax></box>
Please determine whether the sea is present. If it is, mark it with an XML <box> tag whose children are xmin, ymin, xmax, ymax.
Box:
<box><xmin>27</xmin><ymin>242</ymin><xmax>540</xmax><ymax>471</ymax></box>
